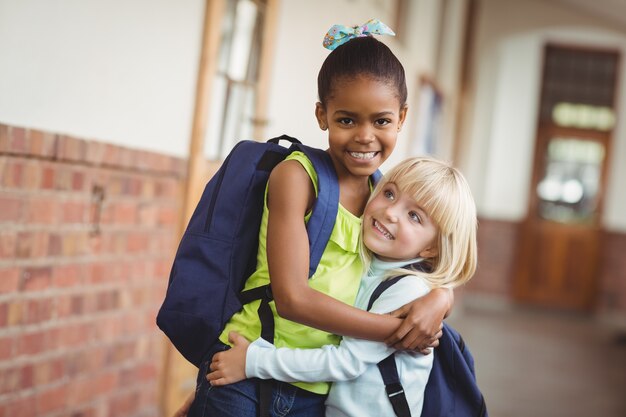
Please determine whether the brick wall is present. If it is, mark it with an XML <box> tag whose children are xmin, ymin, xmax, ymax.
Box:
<box><xmin>465</xmin><ymin>218</ymin><xmax>520</xmax><ymax>297</ymax></box>
<box><xmin>0</xmin><ymin>124</ymin><xmax>185</xmax><ymax>417</ymax></box>
<box><xmin>598</xmin><ymin>231</ymin><xmax>626</xmax><ymax>316</ymax></box>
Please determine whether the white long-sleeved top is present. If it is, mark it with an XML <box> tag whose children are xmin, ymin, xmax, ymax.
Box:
<box><xmin>246</xmin><ymin>257</ymin><xmax>434</xmax><ymax>417</ymax></box>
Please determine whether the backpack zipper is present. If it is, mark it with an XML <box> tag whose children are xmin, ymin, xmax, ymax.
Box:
<box><xmin>204</xmin><ymin>143</ymin><xmax>239</xmax><ymax>232</ymax></box>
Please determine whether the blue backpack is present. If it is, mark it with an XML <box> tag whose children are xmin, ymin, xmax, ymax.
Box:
<box><xmin>368</xmin><ymin>276</ymin><xmax>488</xmax><ymax>417</ymax></box>
<box><xmin>157</xmin><ymin>135</ymin><xmax>343</xmax><ymax>367</ymax></box>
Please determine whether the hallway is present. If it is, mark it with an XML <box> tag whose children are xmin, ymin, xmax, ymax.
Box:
<box><xmin>448</xmin><ymin>301</ymin><xmax>626</xmax><ymax>417</ymax></box>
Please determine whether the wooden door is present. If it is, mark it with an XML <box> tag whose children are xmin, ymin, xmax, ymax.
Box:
<box><xmin>514</xmin><ymin>128</ymin><xmax>609</xmax><ymax>310</ymax></box>
<box><xmin>513</xmin><ymin>44</ymin><xmax>619</xmax><ymax>311</ymax></box>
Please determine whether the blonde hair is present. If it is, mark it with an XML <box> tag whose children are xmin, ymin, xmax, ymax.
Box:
<box><xmin>361</xmin><ymin>157</ymin><xmax>478</xmax><ymax>288</ymax></box>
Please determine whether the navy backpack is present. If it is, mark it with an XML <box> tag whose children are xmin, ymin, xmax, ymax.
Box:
<box><xmin>157</xmin><ymin>135</ymin><xmax>343</xmax><ymax>367</ymax></box>
<box><xmin>368</xmin><ymin>276</ymin><xmax>488</xmax><ymax>417</ymax></box>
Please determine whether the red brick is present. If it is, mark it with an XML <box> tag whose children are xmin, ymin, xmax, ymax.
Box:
<box><xmin>10</xmin><ymin>127</ymin><xmax>27</xmax><ymax>153</ymax></box>
<box><xmin>85</xmin><ymin>141</ymin><xmax>105</xmax><ymax>165</ymax></box>
<box><xmin>88</xmin><ymin>233</ymin><xmax>103</xmax><ymax>254</ymax></box>
<box><xmin>155</xmin><ymin>178</ymin><xmax>180</xmax><ymax>198</ymax></box>
<box><xmin>62</xmin><ymin>232</ymin><xmax>89</xmax><ymax>257</ymax></box>
<box><xmin>6</xmin><ymin>300</ymin><xmax>23</xmax><ymax>326</ymax></box>
<box><xmin>21</xmin><ymin>267</ymin><xmax>52</xmax><ymax>291</ymax></box>
<box><xmin>103</xmin><ymin>144</ymin><xmax>119</xmax><ymax>166</ymax></box>
<box><xmin>55</xmin><ymin>323</ymin><xmax>90</xmax><ymax>348</ymax></box>
<box><xmin>24</xmin><ymin>298</ymin><xmax>54</xmax><ymax>324</ymax></box>
<box><xmin>21</xmin><ymin>161</ymin><xmax>41</xmax><ymax>189</ymax></box>
<box><xmin>95</xmin><ymin>290</ymin><xmax>119</xmax><ymax>312</ymax></box>
<box><xmin>48</xmin><ymin>233</ymin><xmax>63</xmax><ymax>256</ymax></box>
<box><xmin>108</xmin><ymin>390</ymin><xmax>140</xmax><ymax>416</ymax></box>
<box><xmin>18</xmin><ymin>330</ymin><xmax>46</xmax><ymax>355</ymax></box>
<box><xmin>61</xmin><ymin>201</ymin><xmax>86</xmax><ymax>224</ymax></box>
<box><xmin>117</xmin><ymin>148</ymin><xmax>134</xmax><ymax>170</ymax></box>
<box><xmin>0</xmin><ymin>367</ymin><xmax>21</xmax><ymax>394</ymax></box>
<box><xmin>68</xmin><ymin>372</ymin><xmax>116</xmax><ymax>404</ymax></box>
<box><xmin>26</xmin><ymin>196</ymin><xmax>59</xmax><ymax>224</ymax></box>
<box><xmin>0</xmin><ymin>268</ymin><xmax>20</xmax><ymax>293</ymax></box>
<box><xmin>53</xmin><ymin>263</ymin><xmax>84</xmax><ymax>287</ymax></box>
<box><xmin>0</xmin><ymin>195</ymin><xmax>22</xmax><ymax>222</ymax></box>
<box><xmin>1</xmin><ymin>159</ymin><xmax>23</xmax><ymax>188</ymax></box>
<box><xmin>27</xmin><ymin>129</ymin><xmax>56</xmax><ymax>158</ymax></box>
<box><xmin>0</xmin><ymin>302</ymin><xmax>7</xmax><ymax>327</ymax></box>
<box><xmin>54</xmin><ymin>166</ymin><xmax>73</xmax><ymax>190</ymax></box>
<box><xmin>126</xmin><ymin>232</ymin><xmax>148</xmax><ymax>253</ymax></box>
<box><xmin>128</xmin><ymin>177</ymin><xmax>143</xmax><ymax>196</ymax></box>
<box><xmin>136</xmin><ymin>204</ymin><xmax>157</xmax><ymax>225</ymax></box>
<box><xmin>71</xmin><ymin>294</ymin><xmax>85</xmax><ymax>315</ymax></box>
<box><xmin>55</xmin><ymin>294</ymin><xmax>72</xmax><ymax>318</ymax></box>
<box><xmin>0</xmin><ymin>124</ymin><xmax>8</xmax><ymax>152</ymax></box>
<box><xmin>0</xmin><ymin>336</ymin><xmax>12</xmax><ymax>359</ymax></box>
<box><xmin>72</xmin><ymin>171</ymin><xmax>85</xmax><ymax>191</ymax></box>
<box><xmin>41</xmin><ymin>165</ymin><xmax>55</xmax><ymax>189</ymax></box>
<box><xmin>93</xmin><ymin>316</ymin><xmax>123</xmax><ymax>341</ymax></box>
<box><xmin>0</xmin><ymin>231</ymin><xmax>16</xmax><ymax>259</ymax></box>
<box><xmin>141</xmin><ymin>181</ymin><xmax>156</xmax><ymax>199</ymax></box>
<box><xmin>16</xmin><ymin>232</ymin><xmax>49</xmax><ymax>258</ymax></box>
<box><xmin>57</xmin><ymin>135</ymin><xmax>87</xmax><ymax>162</ymax></box>
<box><xmin>87</xmin><ymin>262</ymin><xmax>107</xmax><ymax>284</ymax></box>
<box><xmin>4</xmin><ymin>396</ymin><xmax>37</xmax><ymax>417</ymax></box>
<box><xmin>37</xmin><ymin>384</ymin><xmax>68</xmax><ymax>414</ymax></box>
<box><xmin>20</xmin><ymin>364</ymin><xmax>34</xmax><ymax>390</ymax></box>
<box><xmin>113</xmin><ymin>202</ymin><xmax>137</xmax><ymax>224</ymax></box>
<box><xmin>33</xmin><ymin>357</ymin><xmax>64</xmax><ymax>385</ymax></box>
<box><xmin>157</xmin><ymin>206</ymin><xmax>178</xmax><ymax>226</ymax></box>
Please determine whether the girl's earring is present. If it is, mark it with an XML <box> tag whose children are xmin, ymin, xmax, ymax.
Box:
<box><xmin>321</xmin><ymin>124</ymin><xmax>327</xmax><ymax>131</ymax></box>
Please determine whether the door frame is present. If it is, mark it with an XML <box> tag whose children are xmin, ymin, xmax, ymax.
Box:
<box><xmin>513</xmin><ymin>42</ymin><xmax>620</xmax><ymax>311</ymax></box>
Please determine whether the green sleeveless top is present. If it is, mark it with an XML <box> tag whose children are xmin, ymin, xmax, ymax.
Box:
<box><xmin>219</xmin><ymin>151</ymin><xmax>363</xmax><ymax>394</ymax></box>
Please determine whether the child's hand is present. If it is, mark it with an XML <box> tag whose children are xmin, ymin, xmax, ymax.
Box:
<box><xmin>207</xmin><ymin>331</ymin><xmax>250</xmax><ymax>386</ymax></box>
<box><xmin>384</xmin><ymin>288</ymin><xmax>451</xmax><ymax>352</ymax></box>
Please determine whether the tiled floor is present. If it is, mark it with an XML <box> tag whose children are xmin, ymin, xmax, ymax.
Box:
<box><xmin>447</xmin><ymin>302</ymin><xmax>626</xmax><ymax>417</ymax></box>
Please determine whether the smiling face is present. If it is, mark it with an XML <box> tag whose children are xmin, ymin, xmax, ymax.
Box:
<box><xmin>316</xmin><ymin>75</ymin><xmax>407</xmax><ymax>179</ymax></box>
<box><xmin>363</xmin><ymin>182</ymin><xmax>439</xmax><ymax>262</ymax></box>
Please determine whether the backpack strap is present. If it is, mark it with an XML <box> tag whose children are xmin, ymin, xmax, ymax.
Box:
<box><xmin>367</xmin><ymin>275</ymin><xmax>405</xmax><ymax>311</ymax></box>
<box><xmin>293</xmin><ymin>143</ymin><xmax>340</xmax><ymax>278</ymax></box>
<box><xmin>239</xmin><ymin>141</ymin><xmax>339</xmax><ymax>309</ymax></box>
<box><xmin>378</xmin><ymin>355</ymin><xmax>412</xmax><ymax>417</ymax></box>
<box><xmin>368</xmin><ymin>275</ymin><xmax>412</xmax><ymax>417</ymax></box>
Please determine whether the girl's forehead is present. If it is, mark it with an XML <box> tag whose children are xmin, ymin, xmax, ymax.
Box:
<box><xmin>327</xmin><ymin>77</ymin><xmax>402</xmax><ymax>107</ymax></box>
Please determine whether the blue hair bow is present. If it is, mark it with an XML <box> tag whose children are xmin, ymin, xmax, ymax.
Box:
<box><xmin>323</xmin><ymin>18</ymin><xmax>395</xmax><ymax>50</ymax></box>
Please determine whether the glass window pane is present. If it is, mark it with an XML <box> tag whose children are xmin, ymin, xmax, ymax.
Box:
<box><xmin>536</xmin><ymin>138</ymin><xmax>605</xmax><ymax>224</ymax></box>
<box><xmin>228</xmin><ymin>0</ymin><xmax>258</xmax><ymax>81</ymax></box>
<box><xmin>205</xmin><ymin>0</ymin><xmax>265</xmax><ymax>160</ymax></box>
<box><xmin>205</xmin><ymin>77</ymin><xmax>228</xmax><ymax>160</ymax></box>
<box><xmin>219</xmin><ymin>83</ymin><xmax>256</xmax><ymax>158</ymax></box>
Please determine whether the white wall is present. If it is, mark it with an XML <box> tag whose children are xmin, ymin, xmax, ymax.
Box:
<box><xmin>0</xmin><ymin>0</ymin><xmax>447</xmax><ymax>169</ymax></box>
<box><xmin>0</xmin><ymin>0</ymin><xmax>204</xmax><ymax>157</ymax></box>
<box><xmin>480</xmin><ymin>34</ymin><xmax>542</xmax><ymax>220</ymax></box>
<box><xmin>464</xmin><ymin>0</ymin><xmax>626</xmax><ymax>231</ymax></box>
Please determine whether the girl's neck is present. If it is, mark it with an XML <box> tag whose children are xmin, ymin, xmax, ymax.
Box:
<box><xmin>337</xmin><ymin>174</ymin><xmax>371</xmax><ymax>217</ymax></box>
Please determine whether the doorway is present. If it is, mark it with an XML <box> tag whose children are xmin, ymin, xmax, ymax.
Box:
<box><xmin>514</xmin><ymin>44</ymin><xmax>620</xmax><ymax>311</ymax></box>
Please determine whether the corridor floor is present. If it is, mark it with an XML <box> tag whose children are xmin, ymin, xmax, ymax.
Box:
<box><xmin>447</xmin><ymin>302</ymin><xmax>626</xmax><ymax>417</ymax></box>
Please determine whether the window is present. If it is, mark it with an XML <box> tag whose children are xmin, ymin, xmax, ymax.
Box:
<box><xmin>206</xmin><ymin>0</ymin><xmax>267</xmax><ymax>160</ymax></box>
<box><xmin>534</xmin><ymin>44</ymin><xmax>619</xmax><ymax>224</ymax></box>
